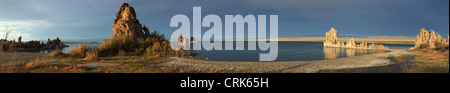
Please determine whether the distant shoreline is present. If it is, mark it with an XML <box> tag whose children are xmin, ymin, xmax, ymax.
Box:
<box><xmin>276</xmin><ymin>36</ymin><xmax>415</xmax><ymax>44</ymax></box>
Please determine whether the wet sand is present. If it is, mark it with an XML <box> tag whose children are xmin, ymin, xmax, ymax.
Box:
<box><xmin>164</xmin><ymin>49</ymin><xmax>414</xmax><ymax>73</ymax></box>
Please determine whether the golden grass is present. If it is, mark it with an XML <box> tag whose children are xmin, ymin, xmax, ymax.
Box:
<box><xmin>47</xmin><ymin>50</ymin><xmax>67</xmax><ymax>58</ymax></box>
<box><xmin>84</xmin><ymin>51</ymin><xmax>98</xmax><ymax>61</ymax></box>
<box><xmin>0</xmin><ymin>62</ymin><xmax>18</xmax><ymax>73</ymax></box>
<box><xmin>23</xmin><ymin>58</ymin><xmax>85</xmax><ymax>73</ymax></box>
<box><xmin>68</xmin><ymin>43</ymin><xmax>91</xmax><ymax>58</ymax></box>
<box><xmin>403</xmin><ymin>50</ymin><xmax>449</xmax><ymax>73</ymax></box>
<box><xmin>2</xmin><ymin>54</ymin><xmax>202</xmax><ymax>73</ymax></box>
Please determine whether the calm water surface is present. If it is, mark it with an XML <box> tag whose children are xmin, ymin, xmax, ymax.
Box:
<box><xmin>191</xmin><ymin>41</ymin><xmax>414</xmax><ymax>62</ymax></box>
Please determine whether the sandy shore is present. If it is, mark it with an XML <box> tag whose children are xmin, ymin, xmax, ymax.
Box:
<box><xmin>163</xmin><ymin>49</ymin><xmax>414</xmax><ymax>73</ymax></box>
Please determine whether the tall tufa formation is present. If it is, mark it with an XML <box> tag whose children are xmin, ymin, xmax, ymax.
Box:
<box><xmin>324</xmin><ymin>27</ymin><xmax>339</xmax><ymax>47</ymax></box>
<box><xmin>414</xmin><ymin>27</ymin><xmax>449</xmax><ymax>49</ymax></box>
<box><xmin>323</xmin><ymin>27</ymin><xmax>387</xmax><ymax>49</ymax></box>
<box><xmin>112</xmin><ymin>3</ymin><xmax>150</xmax><ymax>39</ymax></box>
<box><xmin>143</xmin><ymin>25</ymin><xmax>150</xmax><ymax>38</ymax></box>
<box><xmin>346</xmin><ymin>38</ymin><xmax>356</xmax><ymax>48</ymax></box>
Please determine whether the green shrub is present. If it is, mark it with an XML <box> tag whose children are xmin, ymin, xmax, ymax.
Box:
<box><xmin>98</xmin><ymin>31</ymin><xmax>182</xmax><ymax>57</ymax></box>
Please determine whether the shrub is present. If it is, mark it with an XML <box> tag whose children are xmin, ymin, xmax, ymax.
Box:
<box><xmin>48</xmin><ymin>50</ymin><xmax>66</xmax><ymax>58</ymax></box>
<box><xmin>97</xmin><ymin>36</ymin><xmax>120</xmax><ymax>56</ymax></box>
<box><xmin>0</xmin><ymin>44</ymin><xmax>4</xmax><ymax>52</ymax></box>
<box><xmin>68</xmin><ymin>43</ymin><xmax>91</xmax><ymax>58</ymax></box>
<box><xmin>98</xmin><ymin>30</ymin><xmax>182</xmax><ymax>57</ymax></box>
<box><xmin>118</xmin><ymin>50</ymin><xmax>127</xmax><ymax>56</ymax></box>
<box><xmin>133</xmin><ymin>47</ymin><xmax>145</xmax><ymax>55</ymax></box>
<box><xmin>0</xmin><ymin>42</ymin><xmax>12</xmax><ymax>52</ymax></box>
<box><xmin>84</xmin><ymin>51</ymin><xmax>98</xmax><ymax>61</ymax></box>
<box><xmin>151</xmin><ymin>42</ymin><xmax>161</xmax><ymax>54</ymax></box>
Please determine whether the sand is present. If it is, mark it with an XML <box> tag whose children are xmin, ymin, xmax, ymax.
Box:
<box><xmin>163</xmin><ymin>49</ymin><xmax>414</xmax><ymax>73</ymax></box>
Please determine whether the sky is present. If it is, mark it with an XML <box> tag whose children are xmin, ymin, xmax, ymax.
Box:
<box><xmin>0</xmin><ymin>0</ymin><xmax>448</xmax><ymax>42</ymax></box>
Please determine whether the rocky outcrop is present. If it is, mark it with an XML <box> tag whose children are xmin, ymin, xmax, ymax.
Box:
<box><xmin>346</xmin><ymin>38</ymin><xmax>356</xmax><ymax>48</ymax></box>
<box><xmin>413</xmin><ymin>27</ymin><xmax>449</xmax><ymax>49</ymax></box>
<box><xmin>44</xmin><ymin>37</ymin><xmax>67</xmax><ymax>49</ymax></box>
<box><xmin>17</xmin><ymin>36</ymin><xmax>22</xmax><ymax>43</ymax></box>
<box><xmin>112</xmin><ymin>3</ymin><xmax>150</xmax><ymax>39</ymax></box>
<box><xmin>324</xmin><ymin>27</ymin><xmax>339</xmax><ymax>47</ymax></box>
<box><xmin>1</xmin><ymin>36</ymin><xmax>68</xmax><ymax>51</ymax></box>
<box><xmin>143</xmin><ymin>25</ymin><xmax>150</xmax><ymax>38</ymax></box>
<box><xmin>323</xmin><ymin>27</ymin><xmax>387</xmax><ymax>50</ymax></box>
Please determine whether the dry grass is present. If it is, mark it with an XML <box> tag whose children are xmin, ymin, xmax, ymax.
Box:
<box><xmin>117</xmin><ymin>50</ymin><xmax>127</xmax><ymax>56</ymax></box>
<box><xmin>320</xmin><ymin>49</ymin><xmax>449</xmax><ymax>73</ymax></box>
<box><xmin>47</xmin><ymin>50</ymin><xmax>67</xmax><ymax>58</ymax></box>
<box><xmin>403</xmin><ymin>50</ymin><xmax>449</xmax><ymax>73</ymax></box>
<box><xmin>68</xmin><ymin>43</ymin><xmax>91</xmax><ymax>58</ymax></box>
<box><xmin>84</xmin><ymin>51</ymin><xmax>98</xmax><ymax>61</ymax></box>
<box><xmin>0</xmin><ymin>62</ymin><xmax>18</xmax><ymax>73</ymax></box>
<box><xmin>24</xmin><ymin>58</ymin><xmax>85</xmax><ymax>73</ymax></box>
<box><xmin>2</xmin><ymin>54</ymin><xmax>200</xmax><ymax>73</ymax></box>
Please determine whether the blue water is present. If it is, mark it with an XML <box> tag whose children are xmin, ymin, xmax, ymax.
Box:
<box><xmin>191</xmin><ymin>41</ymin><xmax>414</xmax><ymax>62</ymax></box>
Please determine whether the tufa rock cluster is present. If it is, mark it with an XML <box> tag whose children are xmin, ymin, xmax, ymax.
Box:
<box><xmin>413</xmin><ymin>27</ymin><xmax>449</xmax><ymax>49</ymax></box>
<box><xmin>324</xmin><ymin>27</ymin><xmax>339</xmax><ymax>47</ymax></box>
<box><xmin>323</xmin><ymin>27</ymin><xmax>387</xmax><ymax>49</ymax></box>
<box><xmin>0</xmin><ymin>36</ymin><xmax>67</xmax><ymax>52</ymax></box>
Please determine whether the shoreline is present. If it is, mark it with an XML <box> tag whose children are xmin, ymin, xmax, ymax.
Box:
<box><xmin>164</xmin><ymin>49</ymin><xmax>414</xmax><ymax>73</ymax></box>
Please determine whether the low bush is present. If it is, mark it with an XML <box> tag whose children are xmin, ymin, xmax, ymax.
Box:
<box><xmin>84</xmin><ymin>51</ymin><xmax>98</xmax><ymax>61</ymax></box>
<box><xmin>68</xmin><ymin>43</ymin><xmax>91</xmax><ymax>58</ymax></box>
<box><xmin>98</xmin><ymin>31</ymin><xmax>183</xmax><ymax>57</ymax></box>
<box><xmin>48</xmin><ymin>49</ymin><xmax>66</xmax><ymax>58</ymax></box>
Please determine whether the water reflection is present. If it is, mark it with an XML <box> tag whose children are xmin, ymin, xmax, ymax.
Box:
<box><xmin>323</xmin><ymin>47</ymin><xmax>343</xmax><ymax>59</ymax></box>
<box><xmin>346</xmin><ymin>48</ymin><xmax>356</xmax><ymax>57</ymax></box>
<box><xmin>323</xmin><ymin>47</ymin><xmax>386</xmax><ymax>59</ymax></box>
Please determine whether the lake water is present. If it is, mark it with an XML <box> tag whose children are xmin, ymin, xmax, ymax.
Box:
<box><xmin>58</xmin><ymin>41</ymin><xmax>414</xmax><ymax>62</ymax></box>
<box><xmin>191</xmin><ymin>41</ymin><xmax>414</xmax><ymax>62</ymax></box>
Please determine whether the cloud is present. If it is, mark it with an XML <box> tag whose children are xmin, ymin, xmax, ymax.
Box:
<box><xmin>0</xmin><ymin>20</ymin><xmax>53</xmax><ymax>41</ymax></box>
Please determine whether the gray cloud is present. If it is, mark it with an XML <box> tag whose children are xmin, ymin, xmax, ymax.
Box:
<box><xmin>0</xmin><ymin>0</ymin><xmax>448</xmax><ymax>42</ymax></box>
